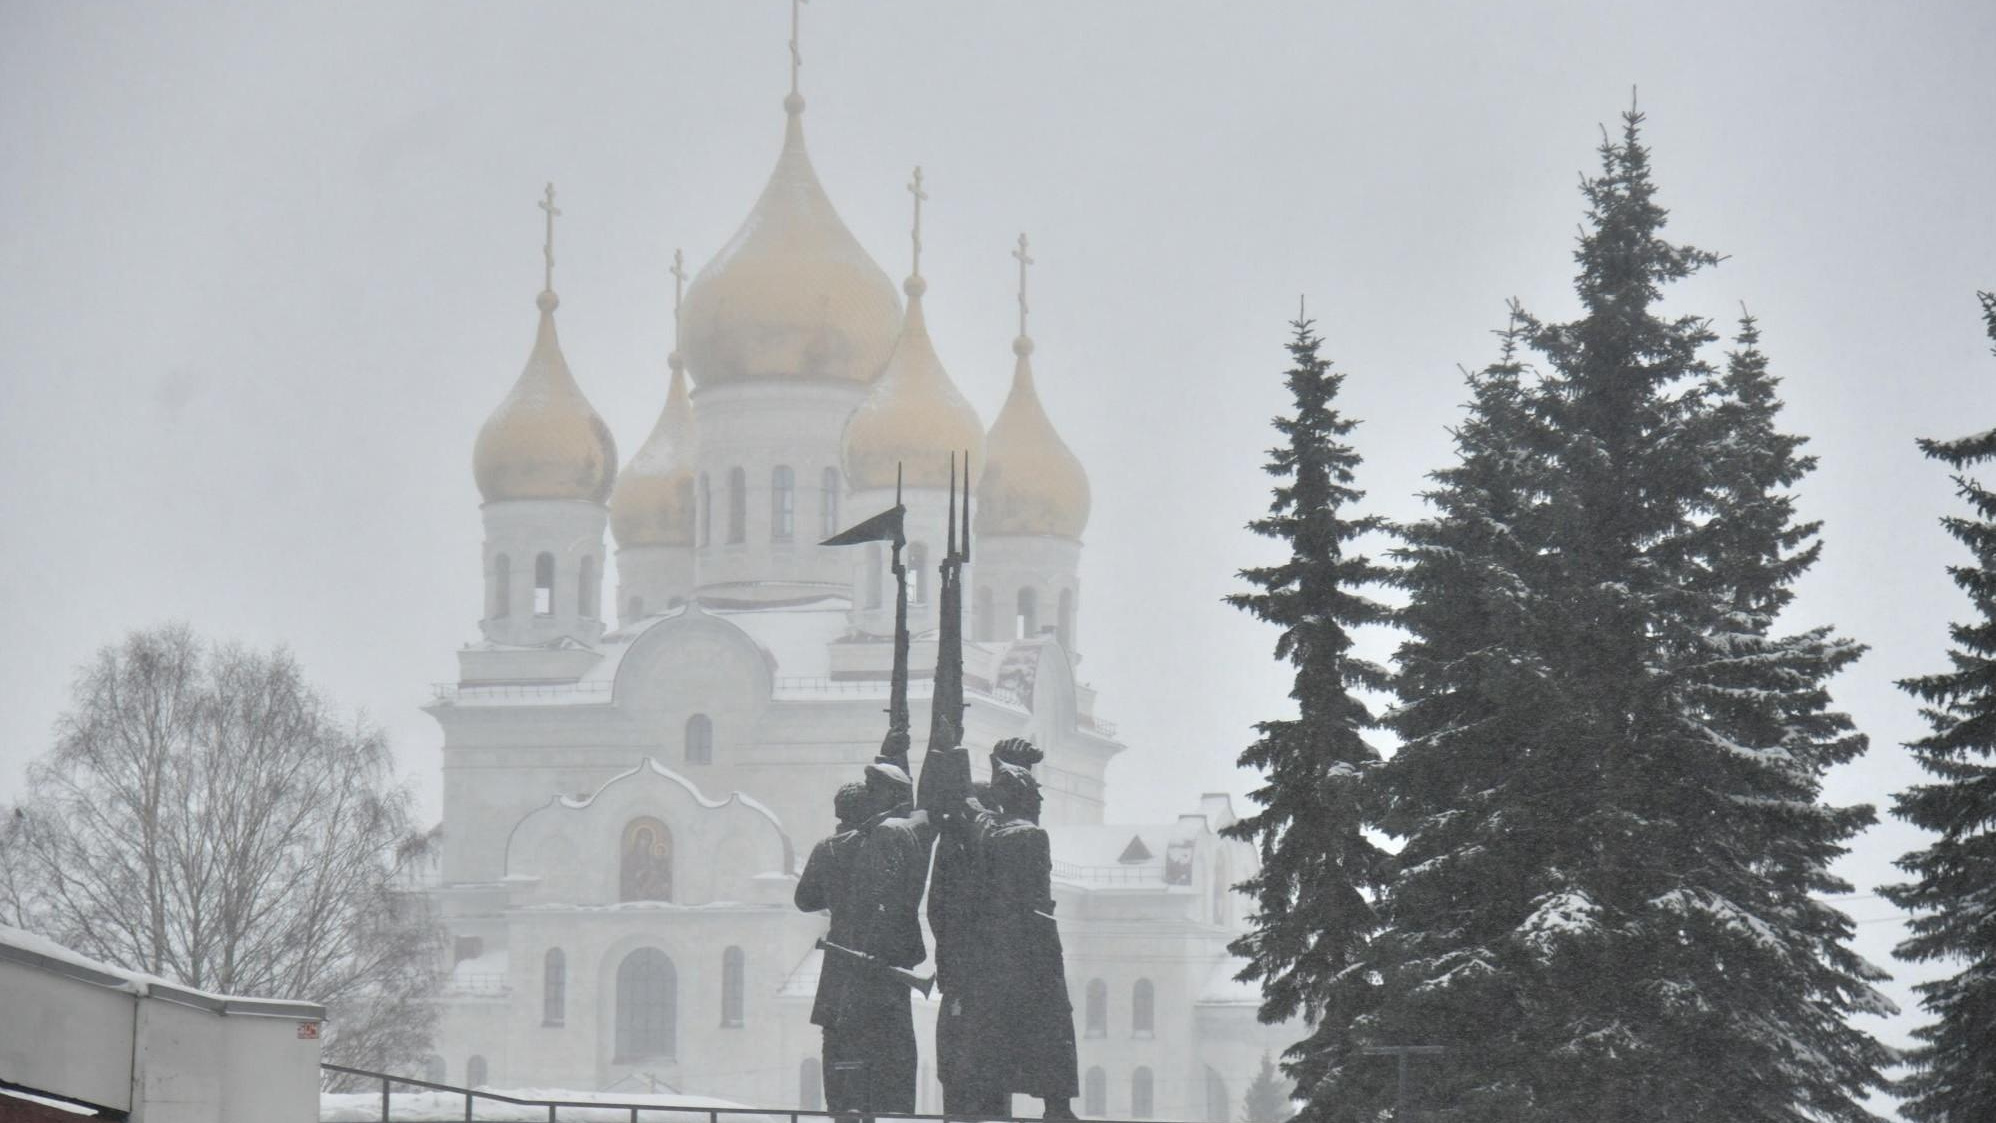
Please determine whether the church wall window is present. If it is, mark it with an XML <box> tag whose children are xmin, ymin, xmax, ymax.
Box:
<box><xmin>1132</xmin><ymin>1067</ymin><xmax>1154</xmax><ymax>1119</ymax></box>
<box><xmin>452</xmin><ymin>935</ymin><xmax>483</xmax><ymax>965</ymax></box>
<box><xmin>698</xmin><ymin>473</ymin><xmax>712</xmax><ymax>546</ymax></box>
<box><xmin>686</xmin><ymin>714</ymin><xmax>714</xmax><ymax>766</ymax></box>
<box><xmin>619</xmin><ymin>817</ymin><xmax>673</xmax><ymax>902</ymax></box>
<box><xmin>800</xmin><ymin>1057</ymin><xmax>823</xmax><ymax>1111</ymax></box>
<box><xmin>866</xmin><ymin>544</ymin><xmax>884</xmax><ymax>610</ymax></box>
<box><xmin>909</xmin><ymin>543</ymin><xmax>929</xmax><ymax>605</ymax></box>
<box><xmin>1017</xmin><ymin>587</ymin><xmax>1040</xmax><ymax>640</ymax></box>
<box><xmin>727</xmin><ymin>467</ymin><xmax>747</xmax><ymax>544</ymax></box>
<box><xmin>1058</xmin><ymin>588</ymin><xmax>1076</xmax><ymax>651</ymax></box>
<box><xmin>534</xmin><ymin>553</ymin><xmax>555</xmax><ymax>616</ymax></box>
<box><xmin>772</xmin><ymin>465</ymin><xmax>795</xmax><ymax>541</ymax></box>
<box><xmin>613</xmin><ymin>947</ymin><xmax>677</xmax><ymax>1061</ymax></box>
<box><xmin>1132</xmin><ymin>977</ymin><xmax>1154</xmax><ymax>1037</ymax></box>
<box><xmin>579</xmin><ymin>556</ymin><xmax>599</xmax><ymax>620</ymax></box>
<box><xmin>820</xmin><ymin>467</ymin><xmax>841</xmax><ymax>539</ymax></box>
<box><xmin>1204</xmin><ymin>1067</ymin><xmax>1231</xmax><ymax>1123</ymax></box>
<box><xmin>466</xmin><ymin>1055</ymin><xmax>488</xmax><ymax>1088</ymax></box>
<box><xmin>1084</xmin><ymin>977</ymin><xmax>1108</xmax><ymax>1037</ymax></box>
<box><xmin>542</xmin><ymin>947</ymin><xmax>566</xmax><ymax>1026</ymax></box>
<box><xmin>490</xmin><ymin>554</ymin><xmax>511</xmax><ymax>619</ymax></box>
<box><xmin>976</xmin><ymin>586</ymin><xmax>993</xmax><ymax>642</ymax></box>
<box><xmin>1084</xmin><ymin>1067</ymin><xmax>1107</xmax><ymax>1117</ymax></box>
<box><xmin>721</xmin><ymin>945</ymin><xmax>745</xmax><ymax>1027</ymax></box>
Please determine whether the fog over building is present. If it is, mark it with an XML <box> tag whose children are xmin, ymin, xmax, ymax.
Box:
<box><xmin>422</xmin><ymin>28</ymin><xmax>1289</xmax><ymax>1109</ymax></box>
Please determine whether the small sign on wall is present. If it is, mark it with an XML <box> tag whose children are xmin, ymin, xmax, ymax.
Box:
<box><xmin>297</xmin><ymin>1022</ymin><xmax>321</xmax><ymax>1040</ymax></box>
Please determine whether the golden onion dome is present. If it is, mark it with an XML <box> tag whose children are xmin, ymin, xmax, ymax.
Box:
<box><xmin>473</xmin><ymin>292</ymin><xmax>619</xmax><ymax>504</ymax></box>
<box><xmin>610</xmin><ymin>362</ymin><xmax>697</xmax><ymax>547</ymax></box>
<box><xmin>679</xmin><ymin>96</ymin><xmax>903</xmax><ymax>387</ymax></box>
<box><xmin>842</xmin><ymin>276</ymin><xmax>986</xmax><ymax>491</ymax></box>
<box><xmin>976</xmin><ymin>336</ymin><xmax>1090</xmax><ymax>539</ymax></box>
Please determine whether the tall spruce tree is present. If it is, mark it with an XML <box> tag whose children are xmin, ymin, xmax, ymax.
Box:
<box><xmin>1221</xmin><ymin>314</ymin><xmax>1391</xmax><ymax>1109</ymax></box>
<box><xmin>1333</xmin><ymin>109</ymin><xmax>1892</xmax><ymax>1123</ymax></box>
<box><xmin>1882</xmin><ymin>291</ymin><xmax>1996</xmax><ymax>1123</ymax></box>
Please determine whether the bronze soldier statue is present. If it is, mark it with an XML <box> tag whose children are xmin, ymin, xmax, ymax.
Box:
<box><xmin>921</xmin><ymin>737</ymin><xmax>1080</xmax><ymax>1119</ymax></box>
<box><xmin>795</xmin><ymin>781</ymin><xmax>872</xmax><ymax>1109</ymax></box>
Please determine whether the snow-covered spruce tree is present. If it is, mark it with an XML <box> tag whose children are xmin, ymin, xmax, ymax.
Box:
<box><xmin>1343</xmin><ymin>111</ymin><xmax>1892</xmax><ymax>1123</ymax></box>
<box><xmin>1882</xmin><ymin>291</ymin><xmax>1996</xmax><ymax>1123</ymax></box>
<box><xmin>1242</xmin><ymin>1053</ymin><xmax>1298</xmax><ymax>1123</ymax></box>
<box><xmin>1220</xmin><ymin>314</ymin><xmax>1392</xmax><ymax>1112</ymax></box>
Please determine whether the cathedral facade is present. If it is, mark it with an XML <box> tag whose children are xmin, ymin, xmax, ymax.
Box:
<box><xmin>423</xmin><ymin>39</ymin><xmax>1291</xmax><ymax>1118</ymax></box>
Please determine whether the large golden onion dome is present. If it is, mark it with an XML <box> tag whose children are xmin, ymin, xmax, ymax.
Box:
<box><xmin>976</xmin><ymin>335</ymin><xmax>1090</xmax><ymax>539</ymax></box>
<box><xmin>842</xmin><ymin>276</ymin><xmax>986</xmax><ymax>491</ymax></box>
<box><xmin>473</xmin><ymin>292</ymin><xmax>619</xmax><ymax>504</ymax></box>
<box><xmin>679</xmin><ymin>96</ymin><xmax>903</xmax><ymax>387</ymax></box>
<box><xmin>610</xmin><ymin>362</ymin><xmax>697</xmax><ymax>547</ymax></box>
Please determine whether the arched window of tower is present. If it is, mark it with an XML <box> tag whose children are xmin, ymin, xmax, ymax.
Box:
<box><xmin>772</xmin><ymin>465</ymin><xmax>795</xmax><ymax>541</ymax></box>
<box><xmin>721</xmin><ymin>945</ymin><xmax>745</xmax><ymax>1027</ymax></box>
<box><xmin>909</xmin><ymin>543</ymin><xmax>929</xmax><ymax>604</ymax></box>
<box><xmin>1132</xmin><ymin>1067</ymin><xmax>1154</xmax><ymax>1119</ymax></box>
<box><xmin>491</xmin><ymin>553</ymin><xmax>511</xmax><ymax>619</ymax></box>
<box><xmin>1016</xmin><ymin>587</ymin><xmax>1039</xmax><ymax>640</ymax></box>
<box><xmin>866</xmin><ymin>544</ymin><xmax>884</xmax><ymax>610</ymax></box>
<box><xmin>1132</xmin><ymin>977</ymin><xmax>1154</xmax><ymax>1036</ymax></box>
<box><xmin>976</xmin><ymin>586</ymin><xmax>993</xmax><ymax>642</ymax></box>
<box><xmin>1084</xmin><ymin>1066</ymin><xmax>1107</xmax><ymax>1117</ymax></box>
<box><xmin>466</xmin><ymin>1055</ymin><xmax>488</xmax><ymax>1088</ymax></box>
<box><xmin>579</xmin><ymin>556</ymin><xmax>599</xmax><ymax>620</ymax></box>
<box><xmin>698</xmin><ymin>473</ymin><xmax>712</xmax><ymax>546</ymax></box>
<box><xmin>534</xmin><ymin>553</ymin><xmax>555</xmax><ymax>616</ymax></box>
<box><xmin>686</xmin><ymin>713</ymin><xmax>714</xmax><ymax>765</ymax></box>
<box><xmin>613</xmin><ymin>947</ymin><xmax>677</xmax><ymax>1062</ymax></box>
<box><xmin>1058</xmin><ymin>588</ymin><xmax>1075</xmax><ymax>652</ymax></box>
<box><xmin>543</xmin><ymin>947</ymin><xmax>567</xmax><ymax>1026</ymax></box>
<box><xmin>820</xmin><ymin>467</ymin><xmax>840</xmax><ymax>539</ymax></box>
<box><xmin>726</xmin><ymin>467</ymin><xmax>747</xmax><ymax>543</ymax></box>
<box><xmin>1084</xmin><ymin>976</ymin><xmax>1107</xmax><ymax>1037</ymax></box>
<box><xmin>620</xmin><ymin>817</ymin><xmax>673</xmax><ymax>901</ymax></box>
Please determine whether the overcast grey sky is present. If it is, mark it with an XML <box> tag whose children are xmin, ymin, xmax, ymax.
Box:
<box><xmin>3</xmin><ymin>0</ymin><xmax>1992</xmax><ymax>1102</ymax></box>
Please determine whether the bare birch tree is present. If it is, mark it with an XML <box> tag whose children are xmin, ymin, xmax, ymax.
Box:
<box><xmin>0</xmin><ymin>623</ymin><xmax>441</xmax><ymax>1081</ymax></box>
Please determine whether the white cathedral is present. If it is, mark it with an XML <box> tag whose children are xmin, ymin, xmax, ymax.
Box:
<box><xmin>421</xmin><ymin>24</ymin><xmax>1294</xmax><ymax>1118</ymax></box>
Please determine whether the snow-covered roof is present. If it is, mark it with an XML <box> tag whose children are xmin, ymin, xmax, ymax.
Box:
<box><xmin>0</xmin><ymin>924</ymin><xmax>325</xmax><ymax>1016</ymax></box>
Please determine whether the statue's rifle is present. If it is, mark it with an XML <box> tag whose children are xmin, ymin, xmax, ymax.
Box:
<box><xmin>927</xmin><ymin>453</ymin><xmax>971</xmax><ymax>763</ymax></box>
<box><xmin>816</xmin><ymin>937</ymin><xmax>936</xmax><ymax>997</ymax></box>
<box><xmin>818</xmin><ymin>467</ymin><xmax>911</xmax><ymax>775</ymax></box>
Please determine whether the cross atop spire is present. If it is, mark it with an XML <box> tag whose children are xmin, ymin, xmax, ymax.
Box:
<box><xmin>908</xmin><ymin>166</ymin><xmax>928</xmax><ymax>281</ymax></box>
<box><xmin>668</xmin><ymin>247</ymin><xmax>687</xmax><ymax>372</ymax></box>
<box><xmin>537</xmin><ymin>183</ymin><xmax>562</xmax><ymax>310</ymax></box>
<box><xmin>788</xmin><ymin>0</ymin><xmax>809</xmax><ymax>101</ymax></box>
<box><xmin>1012</xmin><ymin>232</ymin><xmax>1035</xmax><ymax>341</ymax></box>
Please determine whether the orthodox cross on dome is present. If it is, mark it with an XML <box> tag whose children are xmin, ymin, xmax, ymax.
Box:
<box><xmin>538</xmin><ymin>182</ymin><xmax>561</xmax><ymax>297</ymax></box>
<box><xmin>908</xmin><ymin>166</ymin><xmax>928</xmax><ymax>280</ymax></box>
<box><xmin>1012</xmin><ymin>232</ymin><xmax>1035</xmax><ymax>340</ymax></box>
<box><xmin>668</xmin><ymin>247</ymin><xmax>688</xmax><ymax>369</ymax></box>
<box><xmin>789</xmin><ymin>0</ymin><xmax>809</xmax><ymax>97</ymax></box>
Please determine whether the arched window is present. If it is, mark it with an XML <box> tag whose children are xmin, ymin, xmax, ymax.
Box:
<box><xmin>1017</xmin><ymin>587</ymin><xmax>1039</xmax><ymax>639</ymax></box>
<box><xmin>1204</xmin><ymin>1067</ymin><xmax>1231</xmax><ymax>1123</ymax></box>
<box><xmin>1132</xmin><ymin>1067</ymin><xmax>1154</xmax><ymax>1119</ymax></box>
<box><xmin>820</xmin><ymin>468</ymin><xmax>841</xmax><ymax>539</ymax></box>
<box><xmin>614</xmin><ymin>947</ymin><xmax>677</xmax><ymax>1061</ymax></box>
<box><xmin>772</xmin><ymin>466</ymin><xmax>795</xmax><ymax>541</ymax></box>
<box><xmin>909</xmin><ymin>543</ymin><xmax>929</xmax><ymax>604</ymax></box>
<box><xmin>466</xmin><ymin>1055</ymin><xmax>488</xmax><ymax>1088</ymax></box>
<box><xmin>976</xmin><ymin>586</ymin><xmax>993</xmax><ymax>642</ymax></box>
<box><xmin>1058</xmin><ymin>588</ymin><xmax>1075</xmax><ymax>651</ymax></box>
<box><xmin>534</xmin><ymin>553</ymin><xmax>556</xmax><ymax>616</ymax></box>
<box><xmin>1132</xmin><ymin>977</ymin><xmax>1155</xmax><ymax>1036</ymax></box>
<box><xmin>1084</xmin><ymin>977</ymin><xmax>1108</xmax><ymax>1037</ymax></box>
<box><xmin>579</xmin><ymin>556</ymin><xmax>599</xmax><ymax>620</ymax></box>
<box><xmin>698</xmin><ymin>473</ymin><xmax>712</xmax><ymax>546</ymax></box>
<box><xmin>490</xmin><ymin>554</ymin><xmax>511</xmax><ymax>619</ymax></box>
<box><xmin>686</xmin><ymin>714</ymin><xmax>713</xmax><ymax>766</ymax></box>
<box><xmin>1084</xmin><ymin>1067</ymin><xmax>1107</xmax><ymax>1117</ymax></box>
<box><xmin>721</xmin><ymin>946</ymin><xmax>745</xmax><ymax>1027</ymax></box>
<box><xmin>1214</xmin><ymin>853</ymin><xmax>1232</xmax><ymax>925</ymax></box>
<box><xmin>627</xmin><ymin>595</ymin><xmax>644</xmax><ymax>622</ymax></box>
<box><xmin>866</xmin><ymin>544</ymin><xmax>884</xmax><ymax>610</ymax></box>
<box><xmin>620</xmin><ymin>817</ymin><xmax>673</xmax><ymax>902</ymax></box>
<box><xmin>543</xmin><ymin>947</ymin><xmax>566</xmax><ymax>1026</ymax></box>
<box><xmin>422</xmin><ymin>1055</ymin><xmax>446</xmax><ymax>1084</ymax></box>
<box><xmin>727</xmin><ymin>467</ymin><xmax>747</xmax><ymax>543</ymax></box>
<box><xmin>800</xmin><ymin>1057</ymin><xmax>823</xmax><ymax>1111</ymax></box>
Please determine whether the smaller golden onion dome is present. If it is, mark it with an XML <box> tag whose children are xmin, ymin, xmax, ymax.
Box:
<box><xmin>679</xmin><ymin>97</ymin><xmax>904</xmax><ymax>387</ymax></box>
<box><xmin>976</xmin><ymin>336</ymin><xmax>1091</xmax><ymax>539</ymax></box>
<box><xmin>842</xmin><ymin>276</ymin><xmax>987</xmax><ymax>491</ymax></box>
<box><xmin>611</xmin><ymin>362</ymin><xmax>697</xmax><ymax>547</ymax></box>
<box><xmin>473</xmin><ymin>292</ymin><xmax>619</xmax><ymax>504</ymax></box>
